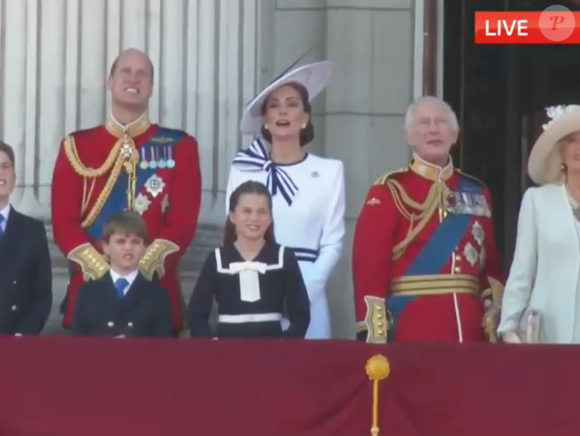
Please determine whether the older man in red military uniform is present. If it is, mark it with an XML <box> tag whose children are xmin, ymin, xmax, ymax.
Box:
<box><xmin>51</xmin><ymin>48</ymin><xmax>201</xmax><ymax>334</ymax></box>
<box><xmin>352</xmin><ymin>96</ymin><xmax>504</xmax><ymax>343</ymax></box>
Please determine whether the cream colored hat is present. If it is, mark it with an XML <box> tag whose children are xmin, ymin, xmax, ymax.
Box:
<box><xmin>239</xmin><ymin>60</ymin><xmax>335</xmax><ymax>135</ymax></box>
<box><xmin>528</xmin><ymin>105</ymin><xmax>580</xmax><ymax>185</ymax></box>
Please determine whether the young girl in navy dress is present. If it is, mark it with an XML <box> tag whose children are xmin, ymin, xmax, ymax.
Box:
<box><xmin>188</xmin><ymin>181</ymin><xmax>310</xmax><ymax>339</ymax></box>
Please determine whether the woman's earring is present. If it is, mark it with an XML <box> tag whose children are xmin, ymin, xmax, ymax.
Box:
<box><xmin>301</xmin><ymin>124</ymin><xmax>306</xmax><ymax>129</ymax></box>
<box><xmin>264</xmin><ymin>124</ymin><xmax>269</xmax><ymax>130</ymax></box>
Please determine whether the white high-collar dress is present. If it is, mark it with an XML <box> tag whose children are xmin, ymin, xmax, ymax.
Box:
<box><xmin>225</xmin><ymin>138</ymin><xmax>345</xmax><ymax>339</ymax></box>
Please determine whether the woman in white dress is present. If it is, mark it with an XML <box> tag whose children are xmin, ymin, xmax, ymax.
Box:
<box><xmin>499</xmin><ymin>105</ymin><xmax>580</xmax><ymax>344</ymax></box>
<box><xmin>225</xmin><ymin>60</ymin><xmax>345</xmax><ymax>339</ymax></box>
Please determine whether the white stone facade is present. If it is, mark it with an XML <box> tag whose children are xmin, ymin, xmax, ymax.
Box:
<box><xmin>0</xmin><ymin>0</ymin><xmax>425</xmax><ymax>338</ymax></box>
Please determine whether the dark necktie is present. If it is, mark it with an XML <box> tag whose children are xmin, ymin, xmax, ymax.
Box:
<box><xmin>114</xmin><ymin>278</ymin><xmax>129</xmax><ymax>298</ymax></box>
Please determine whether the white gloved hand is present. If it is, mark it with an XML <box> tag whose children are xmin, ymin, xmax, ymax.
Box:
<box><xmin>503</xmin><ymin>331</ymin><xmax>521</xmax><ymax>344</ymax></box>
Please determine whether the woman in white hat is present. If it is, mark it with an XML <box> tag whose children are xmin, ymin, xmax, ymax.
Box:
<box><xmin>224</xmin><ymin>59</ymin><xmax>345</xmax><ymax>339</ymax></box>
<box><xmin>498</xmin><ymin>105</ymin><xmax>580</xmax><ymax>344</ymax></box>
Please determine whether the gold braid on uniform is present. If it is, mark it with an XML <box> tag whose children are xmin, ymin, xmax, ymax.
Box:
<box><xmin>64</xmin><ymin>135</ymin><xmax>140</xmax><ymax>229</ymax></box>
<box><xmin>385</xmin><ymin>179</ymin><xmax>447</xmax><ymax>259</ymax></box>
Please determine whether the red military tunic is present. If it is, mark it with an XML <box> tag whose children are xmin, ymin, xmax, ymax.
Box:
<box><xmin>51</xmin><ymin>115</ymin><xmax>202</xmax><ymax>330</ymax></box>
<box><xmin>352</xmin><ymin>154</ymin><xmax>504</xmax><ymax>343</ymax></box>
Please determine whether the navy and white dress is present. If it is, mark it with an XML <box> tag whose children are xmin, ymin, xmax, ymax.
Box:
<box><xmin>188</xmin><ymin>242</ymin><xmax>310</xmax><ymax>339</ymax></box>
<box><xmin>226</xmin><ymin>137</ymin><xmax>345</xmax><ymax>339</ymax></box>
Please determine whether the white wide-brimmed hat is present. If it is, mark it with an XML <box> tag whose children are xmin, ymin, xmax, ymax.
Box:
<box><xmin>239</xmin><ymin>59</ymin><xmax>335</xmax><ymax>135</ymax></box>
<box><xmin>528</xmin><ymin>105</ymin><xmax>580</xmax><ymax>185</ymax></box>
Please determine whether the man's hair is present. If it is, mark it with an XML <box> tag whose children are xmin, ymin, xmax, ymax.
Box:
<box><xmin>0</xmin><ymin>141</ymin><xmax>15</xmax><ymax>167</ymax></box>
<box><xmin>102</xmin><ymin>211</ymin><xmax>148</xmax><ymax>243</ymax></box>
<box><xmin>404</xmin><ymin>96</ymin><xmax>459</xmax><ymax>134</ymax></box>
<box><xmin>109</xmin><ymin>49</ymin><xmax>155</xmax><ymax>80</ymax></box>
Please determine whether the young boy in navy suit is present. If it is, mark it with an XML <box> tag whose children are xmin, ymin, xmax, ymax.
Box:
<box><xmin>71</xmin><ymin>211</ymin><xmax>173</xmax><ymax>337</ymax></box>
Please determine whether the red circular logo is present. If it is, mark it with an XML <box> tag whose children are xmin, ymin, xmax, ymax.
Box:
<box><xmin>539</xmin><ymin>5</ymin><xmax>575</xmax><ymax>42</ymax></box>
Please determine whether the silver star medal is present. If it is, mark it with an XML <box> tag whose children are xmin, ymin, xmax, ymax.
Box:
<box><xmin>144</xmin><ymin>174</ymin><xmax>166</xmax><ymax>198</ymax></box>
<box><xmin>134</xmin><ymin>193</ymin><xmax>151</xmax><ymax>215</ymax></box>
<box><xmin>463</xmin><ymin>243</ymin><xmax>479</xmax><ymax>267</ymax></box>
<box><xmin>471</xmin><ymin>221</ymin><xmax>484</xmax><ymax>246</ymax></box>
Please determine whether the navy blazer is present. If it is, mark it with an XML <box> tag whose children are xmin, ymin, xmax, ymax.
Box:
<box><xmin>71</xmin><ymin>272</ymin><xmax>173</xmax><ymax>337</ymax></box>
<box><xmin>0</xmin><ymin>208</ymin><xmax>52</xmax><ymax>335</ymax></box>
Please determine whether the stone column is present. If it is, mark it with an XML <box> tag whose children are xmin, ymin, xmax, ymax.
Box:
<box><xmin>0</xmin><ymin>0</ymin><xmax>260</xmax><ymax>333</ymax></box>
<box><xmin>257</xmin><ymin>0</ymin><xmax>328</xmax><ymax>155</ymax></box>
<box><xmin>0</xmin><ymin>0</ymin><xmax>259</xmax><ymax>226</ymax></box>
<box><xmin>323</xmin><ymin>0</ymin><xmax>418</xmax><ymax>338</ymax></box>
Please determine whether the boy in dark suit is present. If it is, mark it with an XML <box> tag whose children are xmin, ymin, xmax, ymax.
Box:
<box><xmin>71</xmin><ymin>211</ymin><xmax>173</xmax><ymax>337</ymax></box>
<box><xmin>0</xmin><ymin>141</ymin><xmax>52</xmax><ymax>336</ymax></box>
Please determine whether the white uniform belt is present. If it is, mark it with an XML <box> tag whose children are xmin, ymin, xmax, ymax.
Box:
<box><xmin>218</xmin><ymin>313</ymin><xmax>282</xmax><ymax>323</ymax></box>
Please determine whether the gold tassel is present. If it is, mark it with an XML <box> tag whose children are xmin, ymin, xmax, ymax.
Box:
<box><xmin>365</xmin><ymin>355</ymin><xmax>391</xmax><ymax>436</ymax></box>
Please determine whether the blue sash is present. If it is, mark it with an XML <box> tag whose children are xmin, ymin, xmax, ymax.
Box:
<box><xmin>85</xmin><ymin>128</ymin><xmax>185</xmax><ymax>240</ymax></box>
<box><xmin>387</xmin><ymin>174</ymin><xmax>483</xmax><ymax>340</ymax></box>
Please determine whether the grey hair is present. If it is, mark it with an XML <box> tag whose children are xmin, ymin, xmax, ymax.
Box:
<box><xmin>404</xmin><ymin>96</ymin><xmax>459</xmax><ymax>134</ymax></box>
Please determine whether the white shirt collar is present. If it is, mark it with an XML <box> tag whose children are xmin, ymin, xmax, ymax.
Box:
<box><xmin>0</xmin><ymin>203</ymin><xmax>11</xmax><ymax>225</ymax></box>
<box><xmin>109</xmin><ymin>269</ymin><xmax>139</xmax><ymax>294</ymax></box>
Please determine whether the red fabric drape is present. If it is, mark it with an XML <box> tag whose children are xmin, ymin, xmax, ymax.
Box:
<box><xmin>0</xmin><ymin>338</ymin><xmax>578</xmax><ymax>436</ymax></box>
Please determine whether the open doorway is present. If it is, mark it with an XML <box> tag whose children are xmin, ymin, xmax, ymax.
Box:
<box><xmin>443</xmin><ymin>0</ymin><xmax>580</xmax><ymax>268</ymax></box>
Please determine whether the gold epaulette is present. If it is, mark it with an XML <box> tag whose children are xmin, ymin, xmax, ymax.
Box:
<box><xmin>373</xmin><ymin>167</ymin><xmax>408</xmax><ymax>185</ymax></box>
<box><xmin>67</xmin><ymin>243</ymin><xmax>110</xmax><ymax>280</ymax></box>
<box><xmin>139</xmin><ymin>239</ymin><xmax>180</xmax><ymax>280</ymax></box>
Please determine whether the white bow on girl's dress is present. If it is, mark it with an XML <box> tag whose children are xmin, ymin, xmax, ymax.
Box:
<box><xmin>229</xmin><ymin>261</ymin><xmax>267</xmax><ymax>302</ymax></box>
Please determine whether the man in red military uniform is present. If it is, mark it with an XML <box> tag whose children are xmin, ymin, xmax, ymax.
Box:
<box><xmin>352</xmin><ymin>96</ymin><xmax>504</xmax><ymax>343</ymax></box>
<box><xmin>51</xmin><ymin>48</ymin><xmax>201</xmax><ymax>334</ymax></box>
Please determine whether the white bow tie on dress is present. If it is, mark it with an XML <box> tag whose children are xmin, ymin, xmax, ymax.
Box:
<box><xmin>228</xmin><ymin>261</ymin><xmax>267</xmax><ymax>303</ymax></box>
<box><xmin>231</xmin><ymin>137</ymin><xmax>299</xmax><ymax>205</ymax></box>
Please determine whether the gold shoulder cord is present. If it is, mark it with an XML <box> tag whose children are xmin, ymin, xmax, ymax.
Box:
<box><xmin>387</xmin><ymin>179</ymin><xmax>446</xmax><ymax>259</ymax></box>
<box><xmin>374</xmin><ymin>168</ymin><xmax>407</xmax><ymax>185</ymax></box>
<box><xmin>63</xmin><ymin>135</ymin><xmax>138</xmax><ymax>229</ymax></box>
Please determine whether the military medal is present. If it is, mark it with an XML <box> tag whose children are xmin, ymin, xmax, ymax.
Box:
<box><xmin>149</xmin><ymin>147</ymin><xmax>158</xmax><ymax>169</ymax></box>
<box><xmin>166</xmin><ymin>147</ymin><xmax>175</xmax><ymax>168</ymax></box>
<box><xmin>139</xmin><ymin>148</ymin><xmax>149</xmax><ymax>169</ymax></box>
<box><xmin>161</xmin><ymin>194</ymin><xmax>169</xmax><ymax>213</ymax></box>
<box><xmin>134</xmin><ymin>192</ymin><xmax>151</xmax><ymax>215</ymax></box>
<box><xmin>157</xmin><ymin>146</ymin><xmax>167</xmax><ymax>169</ymax></box>
<box><xmin>144</xmin><ymin>174</ymin><xmax>165</xmax><ymax>198</ymax></box>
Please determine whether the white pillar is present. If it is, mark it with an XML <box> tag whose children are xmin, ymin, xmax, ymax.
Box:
<box><xmin>2</xmin><ymin>0</ymin><xmax>28</xmax><ymax>206</ymax></box>
<box><xmin>323</xmin><ymin>0</ymin><xmax>418</xmax><ymax>338</ymax></box>
<box><xmin>0</xmin><ymin>0</ymin><xmax>259</xmax><ymax>224</ymax></box>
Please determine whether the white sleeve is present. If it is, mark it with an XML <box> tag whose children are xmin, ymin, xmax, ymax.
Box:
<box><xmin>497</xmin><ymin>188</ymin><xmax>537</xmax><ymax>335</ymax></box>
<box><xmin>307</xmin><ymin>161</ymin><xmax>346</xmax><ymax>302</ymax></box>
